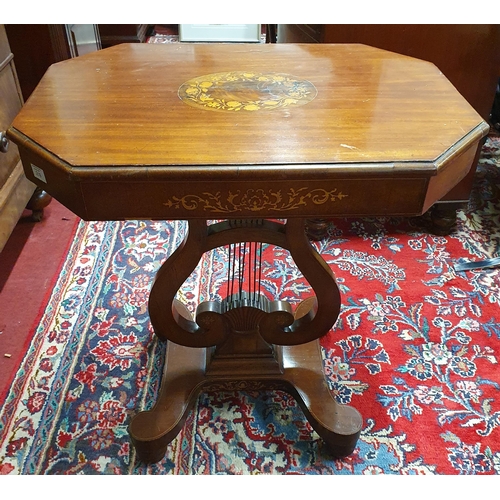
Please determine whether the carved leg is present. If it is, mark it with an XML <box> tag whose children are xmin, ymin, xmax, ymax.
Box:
<box><xmin>130</xmin><ymin>339</ymin><xmax>362</xmax><ymax>463</ymax></box>
<box><xmin>128</xmin><ymin>340</ymin><xmax>207</xmax><ymax>464</ymax></box>
<box><xmin>280</xmin><ymin>340</ymin><xmax>362</xmax><ymax>457</ymax></box>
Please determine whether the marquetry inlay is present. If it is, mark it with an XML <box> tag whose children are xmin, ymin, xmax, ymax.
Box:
<box><xmin>178</xmin><ymin>71</ymin><xmax>317</xmax><ymax>112</ymax></box>
<box><xmin>164</xmin><ymin>187</ymin><xmax>347</xmax><ymax>213</ymax></box>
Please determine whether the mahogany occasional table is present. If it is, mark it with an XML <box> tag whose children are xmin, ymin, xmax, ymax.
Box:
<box><xmin>7</xmin><ymin>43</ymin><xmax>489</xmax><ymax>463</ymax></box>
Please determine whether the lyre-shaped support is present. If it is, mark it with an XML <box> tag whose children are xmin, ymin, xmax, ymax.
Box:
<box><xmin>147</xmin><ymin>218</ymin><xmax>341</xmax><ymax>347</ymax></box>
<box><xmin>129</xmin><ymin>218</ymin><xmax>362</xmax><ymax>463</ymax></box>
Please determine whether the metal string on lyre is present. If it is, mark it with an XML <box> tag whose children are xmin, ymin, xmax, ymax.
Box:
<box><xmin>196</xmin><ymin>219</ymin><xmax>294</xmax><ymax>339</ymax></box>
<box><xmin>191</xmin><ymin>218</ymin><xmax>306</xmax><ymax>353</ymax></box>
<box><xmin>225</xmin><ymin>237</ymin><xmax>265</xmax><ymax>312</ymax></box>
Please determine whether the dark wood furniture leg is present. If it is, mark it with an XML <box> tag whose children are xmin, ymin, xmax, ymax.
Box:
<box><xmin>429</xmin><ymin>202</ymin><xmax>466</xmax><ymax>236</ymax></box>
<box><xmin>26</xmin><ymin>187</ymin><xmax>52</xmax><ymax>222</ymax></box>
<box><xmin>306</xmin><ymin>218</ymin><xmax>330</xmax><ymax>241</ymax></box>
<box><xmin>128</xmin><ymin>218</ymin><xmax>363</xmax><ymax>463</ymax></box>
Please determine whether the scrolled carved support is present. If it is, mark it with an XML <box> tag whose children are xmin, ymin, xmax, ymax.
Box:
<box><xmin>149</xmin><ymin>218</ymin><xmax>341</xmax><ymax>348</ymax></box>
<box><xmin>130</xmin><ymin>217</ymin><xmax>361</xmax><ymax>464</ymax></box>
<box><xmin>148</xmin><ymin>219</ymin><xmax>229</xmax><ymax>348</ymax></box>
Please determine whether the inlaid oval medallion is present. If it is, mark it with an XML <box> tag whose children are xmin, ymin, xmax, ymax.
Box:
<box><xmin>178</xmin><ymin>71</ymin><xmax>317</xmax><ymax>112</ymax></box>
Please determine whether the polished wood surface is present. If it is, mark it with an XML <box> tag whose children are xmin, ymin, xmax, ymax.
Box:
<box><xmin>12</xmin><ymin>43</ymin><xmax>484</xmax><ymax>167</ymax></box>
<box><xmin>8</xmin><ymin>43</ymin><xmax>488</xmax><ymax>221</ymax></box>
<box><xmin>278</xmin><ymin>25</ymin><xmax>500</xmax><ymax>121</ymax></box>
<box><xmin>6</xmin><ymin>43</ymin><xmax>489</xmax><ymax>463</ymax></box>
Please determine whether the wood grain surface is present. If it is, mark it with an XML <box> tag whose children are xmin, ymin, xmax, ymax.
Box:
<box><xmin>11</xmin><ymin>43</ymin><xmax>485</xmax><ymax>168</ymax></box>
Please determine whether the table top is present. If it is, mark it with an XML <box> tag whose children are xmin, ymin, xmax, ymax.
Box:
<box><xmin>11</xmin><ymin>43</ymin><xmax>485</xmax><ymax>169</ymax></box>
<box><xmin>7</xmin><ymin>43</ymin><xmax>489</xmax><ymax>221</ymax></box>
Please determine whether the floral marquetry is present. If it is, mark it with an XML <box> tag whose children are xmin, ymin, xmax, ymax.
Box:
<box><xmin>163</xmin><ymin>187</ymin><xmax>348</xmax><ymax>214</ymax></box>
<box><xmin>178</xmin><ymin>71</ymin><xmax>317</xmax><ymax>112</ymax></box>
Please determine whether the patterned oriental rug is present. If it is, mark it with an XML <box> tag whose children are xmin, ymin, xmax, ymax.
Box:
<box><xmin>1</xmin><ymin>134</ymin><xmax>500</xmax><ymax>475</ymax></box>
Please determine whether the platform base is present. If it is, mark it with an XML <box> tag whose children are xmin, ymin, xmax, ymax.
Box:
<box><xmin>129</xmin><ymin>339</ymin><xmax>362</xmax><ymax>464</ymax></box>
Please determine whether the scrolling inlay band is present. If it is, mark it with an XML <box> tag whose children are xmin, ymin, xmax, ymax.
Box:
<box><xmin>178</xmin><ymin>71</ymin><xmax>317</xmax><ymax>112</ymax></box>
<box><xmin>164</xmin><ymin>188</ymin><xmax>348</xmax><ymax>213</ymax></box>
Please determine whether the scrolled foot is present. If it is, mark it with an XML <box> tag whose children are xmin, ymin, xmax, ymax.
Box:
<box><xmin>316</xmin><ymin>403</ymin><xmax>363</xmax><ymax>458</ymax></box>
<box><xmin>128</xmin><ymin>342</ymin><xmax>206</xmax><ymax>463</ymax></box>
<box><xmin>129</xmin><ymin>422</ymin><xmax>172</xmax><ymax>464</ymax></box>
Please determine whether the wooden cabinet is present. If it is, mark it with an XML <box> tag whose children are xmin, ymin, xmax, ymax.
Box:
<box><xmin>0</xmin><ymin>25</ymin><xmax>36</xmax><ymax>252</ymax></box>
<box><xmin>4</xmin><ymin>24</ymin><xmax>71</xmax><ymax>101</ymax></box>
<box><xmin>5</xmin><ymin>24</ymin><xmax>100</xmax><ymax>100</ymax></box>
<box><xmin>98</xmin><ymin>25</ymin><xmax>150</xmax><ymax>48</ymax></box>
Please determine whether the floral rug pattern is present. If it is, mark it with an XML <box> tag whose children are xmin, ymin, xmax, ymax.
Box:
<box><xmin>1</xmin><ymin>135</ymin><xmax>500</xmax><ymax>474</ymax></box>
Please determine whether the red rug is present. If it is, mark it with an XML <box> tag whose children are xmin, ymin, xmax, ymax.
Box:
<box><xmin>0</xmin><ymin>200</ymin><xmax>79</xmax><ymax>402</ymax></box>
<box><xmin>0</xmin><ymin>135</ymin><xmax>499</xmax><ymax>474</ymax></box>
